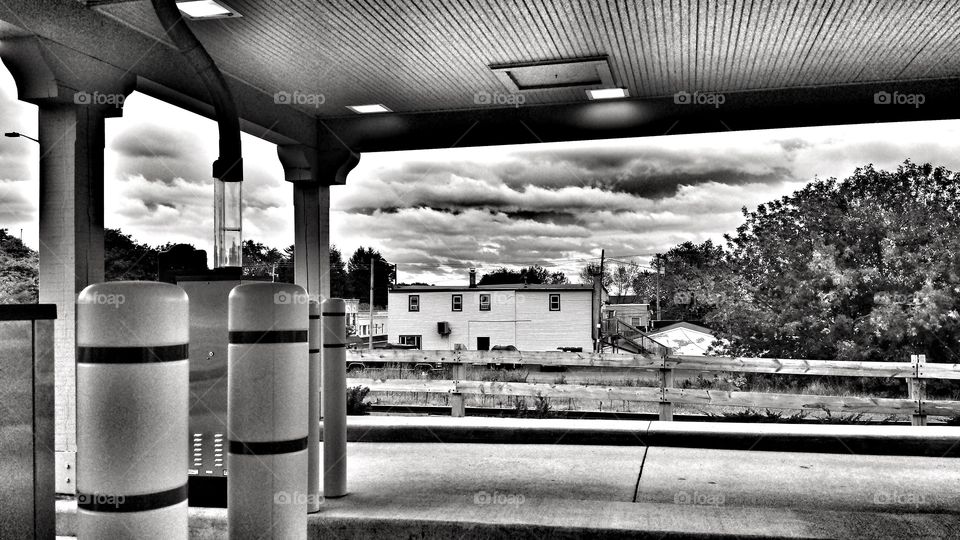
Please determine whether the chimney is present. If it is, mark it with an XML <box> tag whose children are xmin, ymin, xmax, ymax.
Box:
<box><xmin>468</xmin><ymin>268</ymin><xmax>477</xmax><ymax>288</ymax></box>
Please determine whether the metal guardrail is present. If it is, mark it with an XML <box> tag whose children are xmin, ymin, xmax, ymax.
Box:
<box><xmin>345</xmin><ymin>350</ymin><xmax>960</xmax><ymax>423</ymax></box>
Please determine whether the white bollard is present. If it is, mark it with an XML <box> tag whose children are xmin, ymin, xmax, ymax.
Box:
<box><xmin>307</xmin><ymin>300</ymin><xmax>321</xmax><ymax>513</ymax></box>
<box><xmin>321</xmin><ymin>299</ymin><xmax>347</xmax><ymax>498</ymax></box>
<box><xmin>228</xmin><ymin>283</ymin><xmax>309</xmax><ymax>539</ymax></box>
<box><xmin>76</xmin><ymin>281</ymin><xmax>189</xmax><ymax>540</ymax></box>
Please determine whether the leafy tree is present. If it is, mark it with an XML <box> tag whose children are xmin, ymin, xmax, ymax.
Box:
<box><xmin>611</xmin><ymin>263</ymin><xmax>637</xmax><ymax>297</ymax></box>
<box><xmin>631</xmin><ymin>242</ymin><xmax>726</xmax><ymax>319</ymax></box>
<box><xmin>577</xmin><ymin>261</ymin><xmax>612</xmax><ymax>288</ymax></box>
<box><xmin>0</xmin><ymin>229</ymin><xmax>38</xmax><ymax>303</ymax></box>
<box><xmin>478</xmin><ymin>265</ymin><xmax>559</xmax><ymax>285</ymax></box>
<box><xmin>329</xmin><ymin>245</ymin><xmax>347</xmax><ymax>298</ymax></box>
<box><xmin>277</xmin><ymin>244</ymin><xmax>349</xmax><ymax>293</ymax></box>
<box><xmin>708</xmin><ymin>161</ymin><xmax>960</xmax><ymax>363</ymax></box>
<box><xmin>346</xmin><ymin>247</ymin><xmax>394</xmax><ymax>308</ymax></box>
<box><xmin>241</xmin><ymin>239</ymin><xmax>285</xmax><ymax>279</ymax></box>
<box><xmin>105</xmin><ymin>228</ymin><xmax>160</xmax><ymax>281</ymax></box>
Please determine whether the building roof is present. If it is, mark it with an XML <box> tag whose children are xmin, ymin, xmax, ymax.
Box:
<box><xmin>16</xmin><ymin>2</ymin><xmax>960</xmax><ymax>153</ymax></box>
<box><xmin>649</xmin><ymin>321</ymin><xmax>714</xmax><ymax>335</ymax></box>
<box><xmin>391</xmin><ymin>284</ymin><xmax>594</xmax><ymax>293</ymax></box>
<box><xmin>608</xmin><ymin>295</ymin><xmax>649</xmax><ymax>305</ymax></box>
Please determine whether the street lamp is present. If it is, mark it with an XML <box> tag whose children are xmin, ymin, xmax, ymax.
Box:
<box><xmin>4</xmin><ymin>132</ymin><xmax>39</xmax><ymax>143</ymax></box>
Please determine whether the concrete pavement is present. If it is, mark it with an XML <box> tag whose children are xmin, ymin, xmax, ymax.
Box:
<box><xmin>56</xmin><ymin>441</ymin><xmax>960</xmax><ymax>538</ymax></box>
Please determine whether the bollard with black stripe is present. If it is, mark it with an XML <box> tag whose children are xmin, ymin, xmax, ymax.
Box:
<box><xmin>228</xmin><ymin>283</ymin><xmax>309</xmax><ymax>539</ymax></box>
<box><xmin>76</xmin><ymin>281</ymin><xmax>189</xmax><ymax>540</ymax></box>
<box><xmin>321</xmin><ymin>298</ymin><xmax>347</xmax><ymax>498</ymax></box>
<box><xmin>307</xmin><ymin>299</ymin><xmax>321</xmax><ymax>513</ymax></box>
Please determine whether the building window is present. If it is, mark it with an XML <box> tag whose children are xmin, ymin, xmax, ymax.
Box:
<box><xmin>479</xmin><ymin>294</ymin><xmax>491</xmax><ymax>311</ymax></box>
<box><xmin>360</xmin><ymin>324</ymin><xmax>368</xmax><ymax>336</ymax></box>
<box><xmin>399</xmin><ymin>335</ymin><xmax>421</xmax><ymax>349</ymax></box>
<box><xmin>631</xmin><ymin>317</ymin><xmax>641</xmax><ymax>327</ymax></box>
<box><xmin>408</xmin><ymin>295</ymin><xmax>419</xmax><ymax>312</ymax></box>
<box><xmin>452</xmin><ymin>294</ymin><xmax>462</xmax><ymax>311</ymax></box>
<box><xmin>549</xmin><ymin>294</ymin><xmax>561</xmax><ymax>311</ymax></box>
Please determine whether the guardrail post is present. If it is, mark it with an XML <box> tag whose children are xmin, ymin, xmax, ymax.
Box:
<box><xmin>450</xmin><ymin>351</ymin><xmax>466</xmax><ymax>417</ymax></box>
<box><xmin>228</xmin><ymin>283</ymin><xmax>309</xmax><ymax>539</ymax></box>
<box><xmin>307</xmin><ymin>300</ymin><xmax>321</xmax><ymax>513</ymax></box>
<box><xmin>658</xmin><ymin>354</ymin><xmax>674</xmax><ymax>421</ymax></box>
<box><xmin>321</xmin><ymin>299</ymin><xmax>347</xmax><ymax>497</ymax></box>
<box><xmin>909</xmin><ymin>354</ymin><xmax>927</xmax><ymax>426</ymax></box>
<box><xmin>77</xmin><ymin>282</ymin><xmax>189</xmax><ymax>539</ymax></box>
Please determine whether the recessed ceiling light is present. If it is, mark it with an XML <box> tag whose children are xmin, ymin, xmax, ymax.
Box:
<box><xmin>177</xmin><ymin>1</ymin><xmax>239</xmax><ymax>20</ymax></box>
<box><xmin>346</xmin><ymin>104</ymin><xmax>391</xmax><ymax>114</ymax></box>
<box><xmin>587</xmin><ymin>88</ymin><xmax>629</xmax><ymax>100</ymax></box>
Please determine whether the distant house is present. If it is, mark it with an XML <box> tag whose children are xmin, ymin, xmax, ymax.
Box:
<box><xmin>388</xmin><ymin>270</ymin><xmax>607</xmax><ymax>351</ymax></box>
<box><xmin>602</xmin><ymin>303</ymin><xmax>653</xmax><ymax>330</ymax></box>
<box><xmin>344</xmin><ymin>299</ymin><xmax>389</xmax><ymax>348</ymax></box>
<box><xmin>646</xmin><ymin>322</ymin><xmax>717</xmax><ymax>356</ymax></box>
<box><xmin>354</xmin><ymin>308</ymin><xmax>388</xmax><ymax>346</ymax></box>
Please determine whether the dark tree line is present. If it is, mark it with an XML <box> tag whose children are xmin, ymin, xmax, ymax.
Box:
<box><xmin>478</xmin><ymin>265</ymin><xmax>567</xmax><ymax>286</ymax></box>
<box><xmin>0</xmin><ymin>229</ymin><xmax>395</xmax><ymax>307</ymax></box>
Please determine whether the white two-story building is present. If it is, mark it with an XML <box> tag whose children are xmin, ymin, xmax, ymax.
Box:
<box><xmin>388</xmin><ymin>272</ymin><xmax>606</xmax><ymax>351</ymax></box>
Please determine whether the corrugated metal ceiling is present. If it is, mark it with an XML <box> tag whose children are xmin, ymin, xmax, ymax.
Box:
<box><xmin>94</xmin><ymin>0</ymin><xmax>960</xmax><ymax>117</ymax></box>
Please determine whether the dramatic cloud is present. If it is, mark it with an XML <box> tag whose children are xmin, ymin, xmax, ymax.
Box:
<box><xmin>6</xmin><ymin>62</ymin><xmax>960</xmax><ymax>286</ymax></box>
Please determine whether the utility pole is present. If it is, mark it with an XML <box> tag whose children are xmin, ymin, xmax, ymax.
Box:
<box><xmin>597</xmin><ymin>249</ymin><xmax>605</xmax><ymax>353</ymax></box>
<box><xmin>654</xmin><ymin>254</ymin><xmax>661</xmax><ymax>321</ymax></box>
<box><xmin>599</xmin><ymin>249</ymin><xmax>605</xmax><ymax>282</ymax></box>
<box><xmin>368</xmin><ymin>256</ymin><xmax>375</xmax><ymax>350</ymax></box>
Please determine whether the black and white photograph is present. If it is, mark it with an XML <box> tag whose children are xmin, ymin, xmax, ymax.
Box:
<box><xmin>2</xmin><ymin>1</ymin><xmax>960</xmax><ymax>539</ymax></box>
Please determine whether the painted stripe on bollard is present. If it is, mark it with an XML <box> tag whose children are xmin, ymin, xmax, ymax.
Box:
<box><xmin>228</xmin><ymin>283</ymin><xmax>309</xmax><ymax>539</ymax></box>
<box><xmin>229</xmin><ymin>437</ymin><xmax>309</xmax><ymax>455</ymax></box>
<box><xmin>77</xmin><ymin>281</ymin><xmax>189</xmax><ymax>540</ymax></box>
<box><xmin>77</xmin><ymin>485</ymin><xmax>188</xmax><ymax>513</ymax></box>
<box><xmin>77</xmin><ymin>344</ymin><xmax>189</xmax><ymax>363</ymax></box>
<box><xmin>228</xmin><ymin>330</ymin><xmax>308</xmax><ymax>344</ymax></box>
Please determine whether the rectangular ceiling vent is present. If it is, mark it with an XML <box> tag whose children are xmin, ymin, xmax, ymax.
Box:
<box><xmin>489</xmin><ymin>56</ymin><xmax>615</xmax><ymax>92</ymax></box>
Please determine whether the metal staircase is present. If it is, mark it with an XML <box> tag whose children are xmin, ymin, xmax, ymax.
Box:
<box><xmin>600</xmin><ymin>318</ymin><xmax>672</xmax><ymax>356</ymax></box>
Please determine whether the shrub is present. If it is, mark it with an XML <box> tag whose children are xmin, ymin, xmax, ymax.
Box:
<box><xmin>346</xmin><ymin>386</ymin><xmax>371</xmax><ymax>415</ymax></box>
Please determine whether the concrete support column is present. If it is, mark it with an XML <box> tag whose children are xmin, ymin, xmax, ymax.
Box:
<box><xmin>292</xmin><ymin>183</ymin><xmax>330</xmax><ymax>301</ymax></box>
<box><xmin>278</xmin><ymin>145</ymin><xmax>359</xmax><ymax>302</ymax></box>
<box><xmin>37</xmin><ymin>103</ymin><xmax>117</xmax><ymax>487</ymax></box>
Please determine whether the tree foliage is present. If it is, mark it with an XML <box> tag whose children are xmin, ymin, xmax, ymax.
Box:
<box><xmin>478</xmin><ymin>265</ymin><xmax>567</xmax><ymax>286</ymax></box>
<box><xmin>346</xmin><ymin>247</ymin><xmax>395</xmax><ymax>308</ymax></box>
<box><xmin>0</xmin><ymin>229</ymin><xmax>38</xmax><ymax>303</ymax></box>
<box><xmin>241</xmin><ymin>240</ymin><xmax>284</xmax><ymax>279</ymax></box>
<box><xmin>105</xmin><ymin>228</ymin><xmax>162</xmax><ymax>281</ymax></box>
<box><xmin>577</xmin><ymin>261</ymin><xmax>612</xmax><ymax>288</ymax></box>
<box><xmin>706</xmin><ymin>161</ymin><xmax>960</xmax><ymax>362</ymax></box>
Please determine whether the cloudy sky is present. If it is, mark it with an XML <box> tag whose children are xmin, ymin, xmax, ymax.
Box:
<box><xmin>4</xmin><ymin>65</ymin><xmax>960</xmax><ymax>285</ymax></box>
